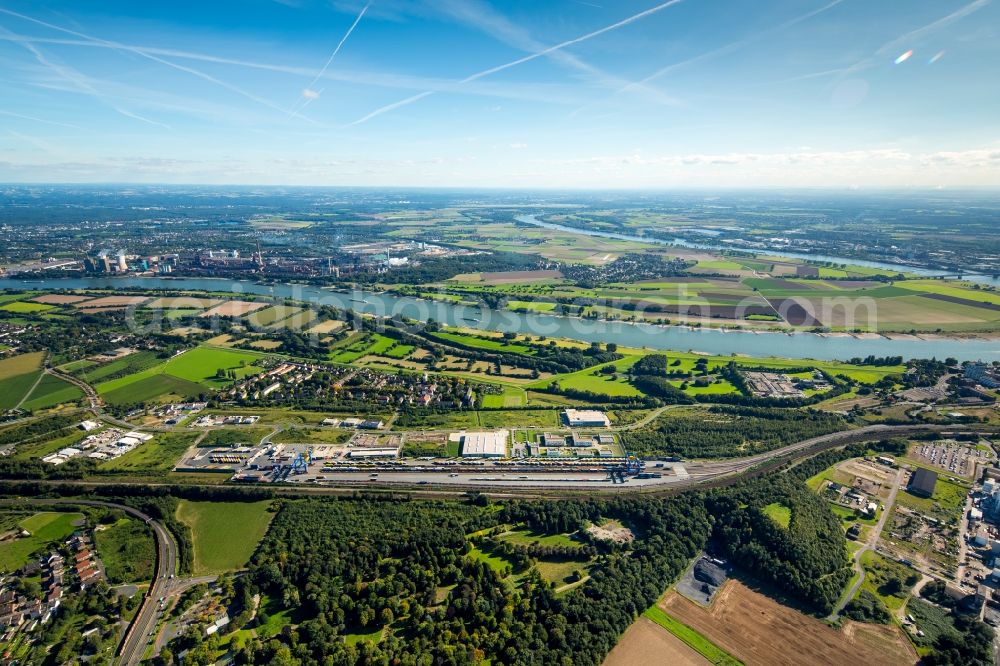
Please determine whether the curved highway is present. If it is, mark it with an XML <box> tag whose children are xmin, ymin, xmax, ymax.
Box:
<box><xmin>0</xmin><ymin>497</ymin><xmax>177</xmax><ymax>666</ymax></box>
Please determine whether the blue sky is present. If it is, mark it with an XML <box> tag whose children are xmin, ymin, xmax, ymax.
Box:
<box><xmin>0</xmin><ymin>0</ymin><xmax>998</xmax><ymax>187</ymax></box>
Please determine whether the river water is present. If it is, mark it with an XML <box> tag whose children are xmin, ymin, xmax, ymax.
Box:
<box><xmin>3</xmin><ymin>276</ymin><xmax>998</xmax><ymax>363</ymax></box>
<box><xmin>515</xmin><ymin>214</ymin><xmax>1000</xmax><ymax>287</ymax></box>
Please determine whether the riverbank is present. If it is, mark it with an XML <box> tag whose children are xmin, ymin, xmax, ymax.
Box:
<box><xmin>381</xmin><ymin>286</ymin><xmax>1000</xmax><ymax>342</ymax></box>
<box><xmin>2</xmin><ymin>276</ymin><xmax>999</xmax><ymax>362</ymax></box>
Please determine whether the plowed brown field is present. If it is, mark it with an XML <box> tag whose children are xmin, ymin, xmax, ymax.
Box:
<box><xmin>660</xmin><ymin>581</ymin><xmax>917</xmax><ymax>666</ymax></box>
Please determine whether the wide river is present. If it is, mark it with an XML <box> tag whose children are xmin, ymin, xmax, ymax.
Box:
<box><xmin>2</xmin><ymin>276</ymin><xmax>999</xmax><ymax>363</ymax></box>
<box><xmin>515</xmin><ymin>214</ymin><xmax>1000</xmax><ymax>287</ymax></box>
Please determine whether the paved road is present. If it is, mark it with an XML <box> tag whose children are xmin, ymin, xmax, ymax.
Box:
<box><xmin>150</xmin><ymin>575</ymin><xmax>218</xmax><ymax>658</ymax></box>
<box><xmin>828</xmin><ymin>466</ymin><xmax>905</xmax><ymax>620</ymax></box>
<box><xmin>0</xmin><ymin>497</ymin><xmax>178</xmax><ymax>666</ymax></box>
<box><xmin>45</xmin><ymin>367</ymin><xmax>142</xmax><ymax>430</ymax></box>
<box><xmin>45</xmin><ymin>367</ymin><xmax>181</xmax><ymax>432</ymax></box>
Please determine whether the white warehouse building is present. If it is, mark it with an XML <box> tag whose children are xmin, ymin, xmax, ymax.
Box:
<box><xmin>459</xmin><ymin>431</ymin><xmax>508</xmax><ymax>458</ymax></box>
<box><xmin>562</xmin><ymin>409</ymin><xmax>610</xmax><ymax>428</ymax></box>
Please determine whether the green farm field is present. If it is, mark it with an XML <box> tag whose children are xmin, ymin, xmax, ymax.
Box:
<box><xmin>176</xmin><ymin>500</ymin><xmax>275</xmax><ymax>574</ymax></box>
<box><xmin>0</xmin><ymin>371</ymin><xmax>43</xmax><ymax>410</ymax></box>
<box><xmin>19</xmin><ymin>374</ymin><xmax>84</xmax><ymax>411</ymax></box>
<box><xmin>96</xmin><ymin>345</ymin><xmax>266</xmax><ymax>403</ymax></box>
<box><xmin>101</xmin><ymin>374</ymin><xmax>206</xmax><ymax>405</ymax></box>
<box><xmin>246</xmin><ymin>304</ymin><xmax>301</xmax><ymax>327</ymax></box>
<box><xmin>0</xmin><ymin>351</ymin><xmax>44</xmax><ymax>380</ymax></box>
<box><xmin>72</xmin><ymin>350</ymin><xmax>162</xmax><ymax>383</ymax></box>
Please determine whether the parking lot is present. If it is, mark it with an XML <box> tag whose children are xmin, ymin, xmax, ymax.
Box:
<box><xmin>911</xmin><ymin>440</ymin><xmax>991</xmax><ymax>478</ymax></box>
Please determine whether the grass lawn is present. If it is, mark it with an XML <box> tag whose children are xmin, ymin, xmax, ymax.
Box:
<box><xmin>643</xmin><ymin>605</ymin><xmax>743</xmax><ymax>666</ymax></box>
<box><xmin>0</xmin><ymin>301</ymin><xmax>55</xmax><ymax>313</ymax></box>
<box><xmin>344</xmin><ymin>626</ymin><xmax>384</xmax><ymax>646</ymax></box>
<box><xmin>383</xmin><ymin>344</ymin><xmax>415</xmax><ymax>359</ymax></box>
<box><xmin>0</xmin><ymin>351</ymin><xmax>45</xmax><ymax>380</ymax></box>
<box><xmin>99</xmin><ymin>432</ymin><xmax>200</xmax><ymax>474</ymax></box>
<box><xmin>481</xmin><ymin>385</ymin><xmax>527</xmax><ymax>408</ymax></box>
<box><xmin>93</xmin><ymin>517</ymin><xmax>155</xmax><ymax>584</ymax></box>
<box><xmin>467</xmin><ymin>544</ymin><xmax>515</xmax><ymax>576</ymax></box>
<box><xmin>762</xmin><ymin>502</ymin><xmax>791</xmax><ymax>528</ymax></box>
<box><xmin>507</xmin><ymin>300</ymin><xmax>557</xmax><ymax>312</ymax></box>
<box><xmin>198</xmin><ymin>427</ymin><xmax>272</xmax><ymax>448</ymax></box>
<box><xmin>175</xmin><ymin>500</ymin><xmax>275</xmax><ymax>574</ymax></box>
<box><xmin>531</xmin><ymin>356</ymin><xmax>642</xmax><ymax>397</ymax></box>
<box><xmin>535</xmin><ymin>559</ymin><xmax>591</xmax><ymax>586</ymax></box>
<box><xmin>163</xmin><ymin>347</ymin><xmax>265</xmax><ymax>386</ymax></box>
<box><xmin>477</xmin><ymin>409</ymin><xmax>559</xmax><ymax>429</ymax></box>
<box><xmin>366</xmin><ymin>334</ymin><xmax>396</xmax><ymax>355</ymax></box>
<box><xmin>430</xmin><ymin>330</ymin><xmax>532</xmax><ymax>355</ymax></box>
<box><xmin>0</xmin><ymin>512</ymin><xmax>83</xmax><ymax>572</ymax></box>
<box><xmin>498</xmin><ymin>527</ymin><xmax>580</xmax><ymax>548</ymax></box>
<box><xmin>270</xmin><ymin>427</ymin><xmax>352</xmax><ymax>445</ymax></box>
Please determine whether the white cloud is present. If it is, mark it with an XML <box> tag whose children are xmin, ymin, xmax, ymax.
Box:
<box><xmin>3</xmin><ymin>145</ymin><xmax>999</xmax><ymax>188</ymax></box>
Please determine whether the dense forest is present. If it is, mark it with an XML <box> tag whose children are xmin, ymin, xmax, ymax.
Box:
<box><xmin>621</xmin><ymin>405</ymin><xmax>846</xmax><ymax>458</ymax></box>
<box><xmin>160</xmin><ymin>494</ymin><xmax>709</xmax><ymax>666</ymax></box>
<box><xmin>707</xmin><ymin>474</ymin><xmax>852</xmax><ymax>613</ymax></box>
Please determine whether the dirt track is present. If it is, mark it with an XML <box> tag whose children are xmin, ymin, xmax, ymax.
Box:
<box><xmin>660</xmin><ymin>581</ymin><xmax>917</xmax><ymax>666</ymax></box>
<box><xmin>603</xmin><ymin>617</ymin><xmax>709</xmax><ymax>666</ymax></box>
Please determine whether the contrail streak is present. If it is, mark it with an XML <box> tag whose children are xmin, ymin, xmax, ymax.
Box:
<box><xmin>434</xmin><ymin>0</ymin><xmax>680</xmax><ymax>109</ymax></box>
<box><xmin>351</xmin><ymin>0</ymin><xmax>685</xmax><ymax>125</ymax></box>
<box><xmin>0</xmin><ymin>6</ymin><xmax>310</xmax><ymax>123</ymax></box>
<box><xmin>619</xmin><ymin>0</ymin><xmax>845</xmax><ymax>94</ymax></box>
<box><xmin>0</xmin><ymin>109</ymin><xmax>81</xmax><ymax>129</ymax></box>
<box><xmin>0</xmin><ymin>22</ymin><xmax>169</xmax><ymax>128</ymax></box>
<box><xmin>288</xmin><ymin>2</ymin><xmax>370</xmax><ymax>118</ymax></box>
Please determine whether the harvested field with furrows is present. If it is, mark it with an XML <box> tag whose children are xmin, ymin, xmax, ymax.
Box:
<box><xmin>603</xmin><ymin>617</ymin><xmax>709</xmax><ymax>666</ymax></box>
<box><xmin>73</xmin><ymin>295</ymin><xmax>150</xmax><ymax>308</ymax></box>
<box><xmin>145</xmin><ymin>296</ymin><xmax>222</xmax><ymax>309</ymax></box>
<box><xmin>31</xmin><ymin>293</ymin><xmax>92</xmax><ymax>304</ymax></box>
<box><xmin>660</xmin><ymin>581</ymin><xmax>917</xmax><ymax>666</ymax></box>
<box><xmin>199</xmin><ymin>300</ymin><xmax>269</xmax><ymax>317</ymax></box>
